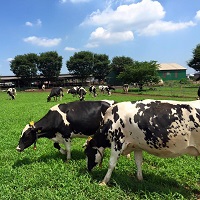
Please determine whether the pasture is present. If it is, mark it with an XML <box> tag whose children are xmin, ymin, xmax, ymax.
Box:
<box><xmin>1</xmin><ymin>85</ymin><xmax>200</xmax><ymax>200</ymax></box>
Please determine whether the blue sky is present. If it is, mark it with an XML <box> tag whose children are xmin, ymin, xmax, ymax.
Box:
<box><xmin>0</xmin><ymin>0</ymin><xmax>200</xmax><ymax>76</ymax></box>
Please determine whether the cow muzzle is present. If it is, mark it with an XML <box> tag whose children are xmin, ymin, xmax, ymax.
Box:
<box><xmin>16</xmin><ymin>146</ymin><xmax>23</xmax><ymax>152</ymax></box>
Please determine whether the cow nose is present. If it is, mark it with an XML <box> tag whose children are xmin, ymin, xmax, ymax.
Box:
<box><xmin>16</xmin><ymin>146</ymin><xmax>22</xmax><ymax>152</ymax></box>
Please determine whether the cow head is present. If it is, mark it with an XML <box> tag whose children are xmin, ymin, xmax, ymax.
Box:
<box><xmin>16</xmin><ymin>122</ymin><xmax>40</xmax><ymax>152</ymax></box>
<box><xmin>84</xmin><ymin>137</ymin><xmax>104</xmax><ymax>171</ymax></box>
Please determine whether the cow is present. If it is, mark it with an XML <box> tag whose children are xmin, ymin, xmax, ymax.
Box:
<box><xmin>16</xmin><ymin>100</ymin><xmax>116</xmax><ymax>161</ymax></box>
<box><xmin>99</xmin><ymin>85</ymin><xmax>115</xmax><ymax>96</ymax></box>
<box><xmin>84</xmin><ymin>99</ymin><xmax>200</xmax><ymax>185</ymax></box>
<box><xmin>7</xmin><ymin>88</ymin><xmax>16</xmax><ymax>100</ymax></box>
<box><xmin>47</xmin><ymin>87</ymin><xmax>64</xmax><ymax>102</ymax></box>
<box><xmin>89</xmin><ymin>86</ymin><xmax>97</xmax><ymax>97</ymax></box>
<box><xmin>78</xmin><ymin>87</ymin><xmax>87</xmax><ymax>101</ymax></box>
<box><xmin>67</xmin><ymin>86</ymin><xmax>80</xmax><ymax>97</ymax></box>
<box><xmin>42</xmin><ymin>84</ymin><xmax>45</xmax><ymax>91</ymax></box>
<box><xmin>123</xmin><ymin>84</ymin><xmax>129</xmax><ymax>93</ymax></box>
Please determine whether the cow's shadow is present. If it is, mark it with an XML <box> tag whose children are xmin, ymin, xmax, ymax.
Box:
<box><xmin>78</xmin><ymin>167</ymin><xmax>198</xmax><ymax>199</ymax></box>
<box><xmin>13</xmin><ymin>149</ymin><xmax>85</xmax><ymax>168</ymax></box>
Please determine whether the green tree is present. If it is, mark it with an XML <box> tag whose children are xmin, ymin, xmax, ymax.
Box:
<box><xmin>10</xmin><ymin>53</ymin><xmax>38</xmax><ymax>86</ymax></box>
<box><xmin>66</xmin><ymin>51</ymin><xmax>94</xmax><ymax>83</ymax></box>
<box><xmin>118</xmin><ymin>61</ymin><xmax>160</xmax><ymax>90</ymax></box>
<box><xmin>93</xmin><ymin>53</ymin><xmax>110</xmax><ymax>83</ymax></box>
<box><xmin>110</xmin><ymin>56</ymin><xmax>134</xmax><ymax>75</ymax></box>
<box><xmin>188</xmin><ymin>44</ymin><xmax>200</xmax><ymax>71</ymax></box>
<box><xmin>38</xmin><ymin>51</ymin><xmax>62</xmax><ymax>82</ymax></box>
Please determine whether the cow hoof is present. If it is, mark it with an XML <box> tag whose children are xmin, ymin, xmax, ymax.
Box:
<box><xmin>99</xmin><ymin>182</ymin><xmax>107</xmax><ymax>186</ymax></box>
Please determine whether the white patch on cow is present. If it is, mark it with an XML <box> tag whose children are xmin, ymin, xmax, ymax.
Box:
<box><xmin>20</xmin><ymin>124</ymin><xmax>30</xmax><ymax>137</ymax></box>
<box><xmin>50</xmin><ymin>104</ymin><xmax>69</xmax><ymax>126</ymax></box>
<box><xmin>101</xmin><ymin>100</ymin><xmax>115</xmax><ymax>106</ymax></box>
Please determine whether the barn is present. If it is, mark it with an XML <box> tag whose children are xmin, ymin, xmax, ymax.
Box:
<box><xmin>158</xmin><ymin>63</ymin><xmax>187</xmax><ymax>81</ymax></box>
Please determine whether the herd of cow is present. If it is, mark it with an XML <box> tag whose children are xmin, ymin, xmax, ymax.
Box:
<box><xmin>7</xmin><ymin>85</ymin><xmax>117</xmax><ymax>102</ymax></box>
<box><xmin>5</xmin><ymin>85</ymin><xmax>200</xmax><ymax>186</ymax></box>
<box><xmin>12</xmin><ymin>82</ymin><xmax>200</xmax><ymax>186</ymax></box>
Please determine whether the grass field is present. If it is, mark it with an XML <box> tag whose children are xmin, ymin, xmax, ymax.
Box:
<box><xmin>1</xmin><ymin>85</ymin><xmax>200</xmax><ymax>200</ymax></box>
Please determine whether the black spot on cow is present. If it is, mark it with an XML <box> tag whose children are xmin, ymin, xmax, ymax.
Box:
<box><xmin>134</xmin><ymin>101</ymin><xmax>194</xmax><ymax>149</ymax></box>
<box><xmin>120</xmin><ymin>118</ymin><xmax>125</xmax><ymax>128</ymax></box>
<box><xmin>112</xmin><ymin>105</ymin><xmax>119</xmax><ymax>123</ymax></box>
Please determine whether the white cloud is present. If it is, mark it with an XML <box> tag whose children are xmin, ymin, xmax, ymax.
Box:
<box><xmin>138</xmin><ymin>20</ymin><xmax>196</xmax><ymax>36</ymax></box>
<box><xmin>82</xmin><ymin>0</ymin><xmax>165</xmax><ymax>31</ymax></box>
<box><xmin>25</xmin><ymin>19</ymin><xmax>42</xmax><ymax>27</ymax></box>
<box><xmin>195</xmin><ymin>10</ymin><xmax>200</xmax><ymax>21</ymax></box>
<box><xmin>86</xmin><ymin>27</ymin><xmax>134</xmax><ymax>48</ymax></box>
<box><xmin>81</xmin><ymin>0</ymin><xmax>197</xmax><ymax>47</ymax></box>
<box><xmin>25</xmin><ymin>22</ymin><xmax>33</xmax><ymax>27</ymax></box>
<box><xmin>23</xmin><ymin>36</ymin><xmax>61</xmax><ymax>47</ymax></box>
<box><xmin>64</xmin><ymin>46</ymin><xmax>79</xmax><ymax>51</ymax></box>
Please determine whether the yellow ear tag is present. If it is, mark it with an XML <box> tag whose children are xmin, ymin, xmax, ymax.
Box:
<box><xmin>38</xmin><ymin>129</ymin><xmax>41</xmax><ymax>133</ymax></box>
<box><xmin>29</xmin><ymin>121</ymin><xmax>34</xmax><ymax>126</ymax></box>
<box><xmin>87</xmin><ymin>136</ymin><xmax>92</xmax><ymax>142</ymax></box>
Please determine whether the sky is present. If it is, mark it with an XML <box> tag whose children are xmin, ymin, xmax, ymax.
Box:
<box><xmin>0</xmin><ymin>0</ymin><xmax>200</xmax><ymax>76</ymax></box>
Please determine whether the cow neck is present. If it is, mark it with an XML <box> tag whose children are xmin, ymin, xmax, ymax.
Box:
<box><xmin>94</xmin><ymin>130</ymin><xmax>111</xmax><ymax>148</ymax></box>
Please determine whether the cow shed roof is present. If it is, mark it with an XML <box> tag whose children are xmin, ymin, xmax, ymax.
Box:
<box><xmin>159</xmin><ymin>63</ymin><xmax>187</xmax><ymax>71</ymax></box>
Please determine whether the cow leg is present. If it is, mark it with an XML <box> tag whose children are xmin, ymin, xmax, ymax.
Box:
<box><xmin>63</xmin><ymin>138</ymin><xmax>71</xmax><ymax>160</ymax></box>
<box><xmin>100</xmin><ymin>148</ymin><xmax>120</xmax><ymax>185</ymax></box>
<box><xmin>54</xmin><ymin>142</ymin><xmax>66</xmax><ymax>155</ymax></box>
<box><xmin>134</xmin><ymin>150</ymin><xmax>143</xmax><ymax>181</ymax></box>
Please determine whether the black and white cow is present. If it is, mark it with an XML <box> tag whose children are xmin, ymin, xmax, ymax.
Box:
<box><xmin>99</xmin><ymin>85</ymin><xmax>115</xmax><ymax>96</ymax></box>
<box><xmin>89</xmin><ymin>86</ymin><xmax>97</xmax><ymax>97</ymax></box>
<box><xmin>123</xmin><ymin>84</ymin><xmax>129</xmax><ymax>93</ymax></box>
<box><xmin>47</xmin><ymin>87</ymin><xmax>64</xmax><ymax>102</ymax></box>
<box><xmin>78</xmin><ymin>87</ymin><xmax>87</xmax><ymax>101</ymax></box>
<box><xmin>7</xmin><ymin>88</ymin><xmax>16</xmax><ymax>100</ymax></box>
<box><xmin>16</xmin><ymin>100</ymin><xmax>115</xmax><ymax>161</ymax></box>
<box><xmin>67</xmin><ymin>86</ymin><xmax>80</xmax><ymax>97</ymax></box>
<box><xmin>85</xmin><ymin>99</ymin><xmax>200</xmax><ymax>185</ymax></box>
<box><xmin>197</xmin><ymin>86</ymin><xmax>200</xmax><ymax>100</ymax></box>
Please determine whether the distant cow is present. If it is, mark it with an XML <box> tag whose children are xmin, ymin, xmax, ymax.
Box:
<box><xmin>16</xmin><ymin>100</ymin><xmax>115</xmax><ymax>161</ymax></box>
<box><xmin>85</xmin><ymin>99</ymin><xmax>200</xmax><ymax>185</ymax></box>
<box><xmin>47</xmin><ymin>87</ymin><xmax>64</xmax><ymax>102</ymax></box>
<box><xmin>42</xmin><ymin>84</ymin><xmax>45</xmax><ymax>91</ymax></box>
<box><xmin>123</xmin><ymin>84</ymin><xmax>129</xmax><ymax>93</ymax></box>
<box><xmin>89</xmin><ymin>86</ymin><xmax>97</xmax><ymax>97</ymax></box>
<box><xmin>78</xmin><ymin>87</ymin><xmax>87</xmax><ymax>101</ymax></box>
<box><xmin>99</xmin><ymin>85</ymin><xmax>115</xmax><ymax>96</ymax></box>
<box><xmin>67</xmin><ymin>86</ymin><xmax>80</xmax><ymax>97</ymax></box>
<box><xmin>7</xmin><ymin>88</ymin><xmax>16</xmax><ymax>100</ymax></box>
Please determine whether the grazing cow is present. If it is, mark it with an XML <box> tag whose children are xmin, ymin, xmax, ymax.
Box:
<box><xmin>78</xmin><ymin>87</ymin><xmax>87</xmax><ymax>101</ymax></box>
<box><xmin>47</xmin><ymin>87</ymin><xmax>64</xmax><ymax>102</ymax></box>
<box><xmin>85</xmin><ymin>99</ymin><xmax>200</xmax><ymax>185</ymax></box>
<box><xmin>7</xmin><ymin>88</ymin><xmax>16</xmax><ymax>100</ymax></box>
<box><xmin>67</xmin><ymin>86</ymin><xmax>80</xmax><ymax>97</ymax></box>
<box><xmin>16</xmin><ymin>100</ymin><xmax>116</xmax><ymax>161</ymax></box>
<box><xmin>123</xmin><ymin>84</ymin><xmax>129</xmax><ymax>93</ymax></box>
<box><xmin>89</xmin><ymin>86</ymin><xmax>97</xmax><ymax>97</ymax></box>
<box><xmin>99</xmin><ymin>85</ymin><xmax>115</xmax><ymax>96</ymax></box>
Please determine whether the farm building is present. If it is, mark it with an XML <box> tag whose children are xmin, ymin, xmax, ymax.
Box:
<box><xmin>106</xmin><ymin>63</ymin><xmax>187</xmax><ymax>85</ymax></box>
<box><xmin>158</xmin><ymin>63</ymin><xmax>187</xmax><ymax>81</ymax></box>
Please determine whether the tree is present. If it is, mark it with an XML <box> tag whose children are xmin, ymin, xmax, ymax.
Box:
<box><xmin>110</xmin><ymin>56</ymin><xmax>134</xmax><ymax>75</ymax></box>
<box><xmin>10</xmin><ymin>53</ymin><xmax>38</xmax><ymax>86</ymax></box>
<box><xmin>118</xmin><ymin>61</ymin><xmax>160</xmax><ymax>90</ymax></box>
<box><xmin>66</xmin><ymin>51</ymin><xmax>94</xmax><ymax>83</ymax></box>
<box><xmin>92</xmin><ymin>53</ymin><xmax>110</xmax><ymax>83</ymax></box>
<box><xmin>38</xmin><ymin>51</ymin><xmax>62</xmax><ymax>82</ymax></box>
<box><xmin>188</xmin><ymin>44</ymin><xmax>200</xmax><ymax>71</ymax></box>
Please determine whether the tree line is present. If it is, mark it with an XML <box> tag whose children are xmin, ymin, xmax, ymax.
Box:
<box><xmin>10</xmin><ymin>44</ymin><xmax>200</xmax><ymax>87</ymax></box>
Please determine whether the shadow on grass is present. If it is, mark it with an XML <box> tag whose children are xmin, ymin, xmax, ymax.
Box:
<box><xmin>78</xmin><ymin>167</ymin><xmax>198</xmax><ymax>199</ymax></box>
<box><xmin>13</xmin><ymin>149</ymin><xmax>85</xmax><ymax>168</ymax></box>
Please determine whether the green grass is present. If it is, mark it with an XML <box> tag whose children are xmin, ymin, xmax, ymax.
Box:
<box><xmin>0</xmin><ymin>86</ymin><xmax>200</xmax><ymax>200</ymax></box>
